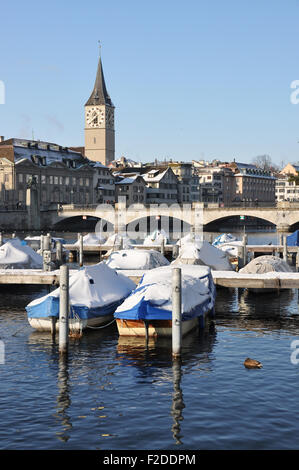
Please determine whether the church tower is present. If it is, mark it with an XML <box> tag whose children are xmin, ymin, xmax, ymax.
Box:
<box><xmin>84</xmin><ymin>49</ymin><xmax>115</xmax><ymax>165</ymax></box>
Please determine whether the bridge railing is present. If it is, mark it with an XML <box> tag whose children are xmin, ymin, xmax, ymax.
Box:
<box><xmin>59</xmin><ymin>201</ymin><xmax>278</xmax><ymax>211</ymax></box>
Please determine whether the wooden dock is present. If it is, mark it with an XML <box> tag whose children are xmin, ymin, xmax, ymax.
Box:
<box><xmin>63</xmin><ymin>244</ymin><xmax>174</xmax><ymax>255</ymax></box>
<box><xmin>1</xmin><ymin>267</ymin><xmax>299</xmax><ymax>289</ymax></box>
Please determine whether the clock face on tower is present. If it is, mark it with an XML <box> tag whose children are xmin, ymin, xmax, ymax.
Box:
<box><xmin>86</xmin><ymin>107</ymin><xmax>105</xmax><ymax>128</ymax></box>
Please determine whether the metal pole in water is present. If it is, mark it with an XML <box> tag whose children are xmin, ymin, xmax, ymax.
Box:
<box><xmin>0</xmin><ymin>232</ymin><xmax>3</xmax><ymax>246</ymax></box>
<box><xmin>161</xmin><ymin>238</ymin><xmax>165</xmax><ymax>256</ymax></box>
<box><xmin>79</xmin><ymin>233</ymin><xmax>83</xmax><ymax>267</ymax></box>
<box><xmin>172</xmin><ymin>267</ymin><xmax>182</xmax><ymax>358</ymax></box>
<box><xmin>59</xmin><ymin>264</ymin><xmax>69</xmax><ymax>355</ymax></box>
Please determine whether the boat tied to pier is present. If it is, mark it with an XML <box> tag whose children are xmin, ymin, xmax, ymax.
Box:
<box><xmin>114</xmin><ymin>265</ymin><xmax>216</xmax><ymax>337</ymax></box>
<box><xmin>25</xmin><ymin>262</ymin><xmax>136</xmax><ymax>332</ymax></box>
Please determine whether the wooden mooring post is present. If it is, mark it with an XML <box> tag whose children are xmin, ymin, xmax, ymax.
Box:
<box><xmin>56</xmin><ymin>240</ymin><xmax>63</xmax><ymax>267</ymax></box>
<box><xmin>172</xmin><ymin>267</ymin><xmax>182</xmax><ymax>358</ymax></box>
<box><xmin>78</xmin><ymin>233</ymin><xmax>83</xmax><ymax>267</ymax></box>
<box><xmin>43</xmin><ymin>234</ymin><xmax>52</xmax><ymax>272</ymax></box>
<box><xmin>59</xmin><ymin>264</ymin><xmax>69</xmax><ymax>355</ymax></box>
<box><xmin>283</xmin><ymin>235</ymin><xmax>288</xmax><ymax>262</ymax></box>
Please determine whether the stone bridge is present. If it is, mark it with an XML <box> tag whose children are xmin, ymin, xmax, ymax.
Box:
<box><xmin>46</xmin><ymin>201</ymin><xmax>299</xmax><ymax>233</ymax></box>
<box><xmin>1</xmin><ymin>201</ymin><xmax>298</xmax><ymax>233</ymax></box>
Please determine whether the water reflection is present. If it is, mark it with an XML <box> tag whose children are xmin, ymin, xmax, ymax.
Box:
<box><xmin>116</xmin><ymin>328</ymin><xmax>217</xmax><ymax>446</ymax></box>
<box><xmin>171</xmin><ymin>359</ymin><xmax>185</xmax><ymax>445</ymax></box>
<box><xmin>55</xmin><ymin>356</ymin><xmax>72</xmax><ymax>442</ymax></box>
<box><xmin>215</xmin><ymin>287</ymin><xmax>299</xmax><ymax>334</ymax></box>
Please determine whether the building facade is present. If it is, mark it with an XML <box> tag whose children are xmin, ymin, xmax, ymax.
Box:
<box><xmin>115</xmin><ymin>175</ymin><xmax>146</xmax><ymax>205</ymax></box>
<box><xmin>0</xmin><ymin>138</ymin><xmax>95</xmax><ymax>208</ymax></box>
<box><xmin>226</xmin><ymin>162</ymin><xmax>276</xmax><ymax>203</ymax></box>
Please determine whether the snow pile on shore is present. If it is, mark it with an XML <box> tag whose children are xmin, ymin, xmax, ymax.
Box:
<box><xmin>106</xmin><ymin>249</ymin><xmax>169</xmax><ymax>270</ymax></box>
<box><xmin>239</xmin><ymin>255</ymin><xmax>292</xmax><ymax>274</ymax></box>
<box><xmin>0</xmin><ymin>239</ymin><xmax>43</xmax><ymax>269</ymax></box>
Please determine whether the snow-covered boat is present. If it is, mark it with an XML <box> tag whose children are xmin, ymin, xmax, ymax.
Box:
<box><xmin>239</xmin><ymin>255</ymin><xmax>293</xmax><ymax>293</ymax></box>
<box><xmin>0</xmin><ymin>239</ymin><xmax>43</xmax><ymax>269</ymax></box>
<box><xmin>104</xmin><ymin>233</ymin><xmax>135</xmax><ymax>249</ymax></box>
<box><xmin>174</xmin><ymin>234</ymin><xmax>233</xmax><ymax>271</ymax></box>
<box><xmin>73</xmin><ymin>232</ymin><xmax>107</xmax><ymax>246</ymax></box>
<box><xmin>105</xmin><ymin>249</ymin><xmax>169</xmax><ymax>270</ymax></box>
<box><xmin>143</xmin><ymin>229</ymin><xmax>168</xmax><ymax>246</ymax></box>
<box><xmin>114</xmin><ymin>265</ymin><xmax>216</xmax><ymax>337</ymax></box>
<box><xmin>212</xmin><ymin>233</ymin><xmax>237</xmax><ymax>247</ymax></box>
<box><xmin>26</xmin><ymin>263</ymin><xmax>136</xmax><ymax>331</ymax></box>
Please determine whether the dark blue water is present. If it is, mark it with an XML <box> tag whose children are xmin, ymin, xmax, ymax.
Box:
<box><xmin>0</xmin><ymin>283</ymin><xmax>299</xmax><ymax>450</ymax></box>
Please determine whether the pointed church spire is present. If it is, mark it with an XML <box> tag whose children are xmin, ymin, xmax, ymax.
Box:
<box><xmin>85</xmin><ymin>44</ymin><xmax>113</xmax><ymax>107</ymax></box>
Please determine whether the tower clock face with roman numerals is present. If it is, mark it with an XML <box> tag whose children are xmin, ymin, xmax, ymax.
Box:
<box><xmin>86</xmin><ymin>107</ymin><xmax>105</xmax><ymax>128</ymax></box>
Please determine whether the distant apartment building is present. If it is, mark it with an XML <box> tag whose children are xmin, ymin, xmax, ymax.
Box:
<box><xmin>193</xmin><ymin>164</ymin><xmax>236</xmax><ymax>205</ymax></box>
<box><xmin>115</xmin><ymin>174</ymin><xmax>146</xmax><ymax>204</ymax></box>
<box><xmin>168</xmin><ymin>162</ymin><xmax>192</xmax><ymax>203</ymax></box>
<box><xmin>0</xmin><ymin>138</ymin><xmax>95</xmax><ymax>207</ymax></box>
<box><xmin>276</xmin><ymin>163</ymin><xmax>299</xmax><ymax>202</ymax></box>
<box><xmin>226</xmin><ymin>162</ymin><xmax>276</xmax><ymax>202</ymax></box>
<box><xmin>142</xmin><ymin>167</ymin><xmax>178</xmax><ymax>204</ymax></box>
<box><xmin>91</xmin><ymin>162</ymin><xmax>115</xmax><ymax>204</ymax></box>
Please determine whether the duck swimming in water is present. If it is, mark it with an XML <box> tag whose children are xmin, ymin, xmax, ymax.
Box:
<box><xmin>244</xmin><ymin>358</ymin><xmax>263</xmax><ymax>369</ymax></box>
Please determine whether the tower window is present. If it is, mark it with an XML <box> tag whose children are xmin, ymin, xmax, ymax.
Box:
<box><xmin>94</xmin><ymin>138</ymin><xmax>96</xmax><ymax>144</ymax></box>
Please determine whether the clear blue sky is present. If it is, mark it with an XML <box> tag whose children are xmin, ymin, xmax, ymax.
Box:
<box><xmin>0</xmin><ymin>0</ymin><xmax>299</xmax><ymax>166</ymax></box>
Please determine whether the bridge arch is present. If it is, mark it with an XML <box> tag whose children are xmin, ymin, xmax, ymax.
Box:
<box><xmin>203</xmin><ymin>214</ymin><xmax>276</xmax><ymax>231</ymax></box>
<box><xmin>202</xmin><ymin>209</ymin><xmax>278</xmax><ymax>228</ymax></box>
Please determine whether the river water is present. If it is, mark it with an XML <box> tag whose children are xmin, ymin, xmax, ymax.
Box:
<box><xmin>0</xmin><ymin>231</ymin><xmax>299</xmax><ymax>450</ymax></box>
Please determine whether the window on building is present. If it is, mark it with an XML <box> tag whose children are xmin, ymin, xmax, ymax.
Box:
<box><xmin>18</xmin><ymin>174</ymin><xmax>23</xmax><ymax>183</ymax></box>
<box><xmin>54</xmin><ymin>176</ymin><xmax>59</xmax><ymax>185</ymax></box>
<box><xmin>41</xmin><ymin>175</ymin><xmax>46</xmax><ymax>184</ymax></box>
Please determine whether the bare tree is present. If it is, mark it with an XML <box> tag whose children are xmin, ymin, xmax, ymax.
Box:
<box><xmin>252</xmin><ymin>154</ymin><xmax>279</xmax><ymax>171</ymax></box>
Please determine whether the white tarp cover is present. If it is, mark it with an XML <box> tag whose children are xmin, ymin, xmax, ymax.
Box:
<box><xmin>212</xmin><ymin>233</ymin><xmax>237</xmax><ymax>246</ymax></box>
<box><xmin>216</xmin><ymin>240</ymin><xmax>243</xmax><ymax>257</ymax></box>
<box><xmin>104</xmin><ymin>233</ymin><xmax>135</xmax><ymax>248</ymax></box>
<box><xmin>239</xmin><ymin>255</ymin><xmax>293</xmax><ymax>274</ymax></box>
<box><xmin>115</xmin><ymin>265</ymin><xmax>215</xmax><ymax>316</ymax></box>
<box><xmin>0</xmin><ymin>239</ymin><xmax>43</xmax><ymax>269</ymax></box>
<box><xmin>143</xmin><ymin>229</ymin><xmax>168</xmax><ymax>246</ymax></box>
<box><xmin>106</xmin><ymin>249</ymin><xmax>170</xmax><ymax>270</ymax></box>
<box><xmin>27</xmin><ymin>262</ymin><xmax>136</xmax><ymax>310</ymax></box>
<box><xmin>174</xmin><ymin>234</ymin><xmax>233</xmax><ymax>271</ymax></box>
<box><xmin>74</xmin><ymin>232</ymin><xmax>107</xmax><ymax>245</ymax></box>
